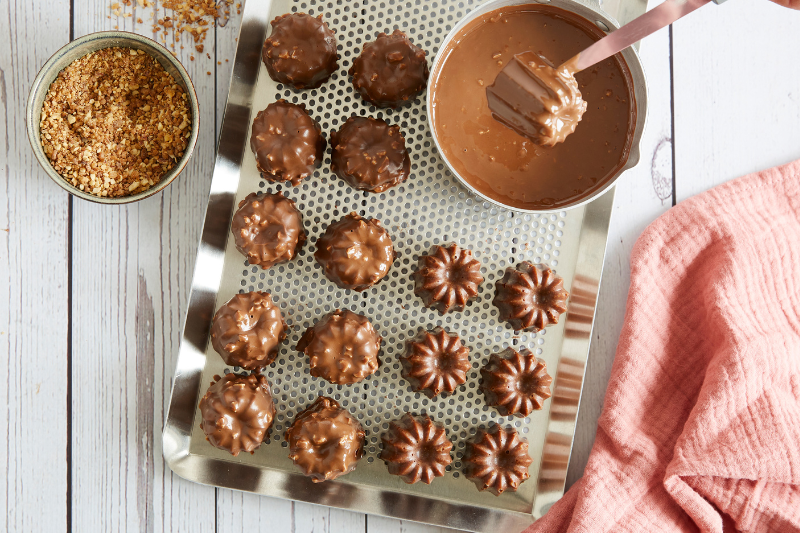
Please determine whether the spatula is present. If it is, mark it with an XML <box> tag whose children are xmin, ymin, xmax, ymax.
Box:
<box><xmin>486</xmin><ymin>0</ymin><xmax>726</xmax><ymax>146</ymax></box>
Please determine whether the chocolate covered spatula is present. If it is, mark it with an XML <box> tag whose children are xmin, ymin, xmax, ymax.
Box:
<box><xmin>487</xmin><ymin>0</ymin><xmax>725</xmax><ymax>146</ymax></box>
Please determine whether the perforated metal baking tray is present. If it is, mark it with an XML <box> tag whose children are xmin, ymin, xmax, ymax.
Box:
<box><xmin>163</xmin><ymin>0</ymin><xmax>646</xmax><ymax>530</ymax></box>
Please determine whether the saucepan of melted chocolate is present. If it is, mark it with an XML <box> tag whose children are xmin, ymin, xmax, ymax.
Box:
<box><xmin>489</xmin><ymin>0</ymin><xmax>712</xmax><ymax>147</ymax></box>
<box><xmin>428</xmin><ymin>0</ymin><xmax>648</xmax><ymax>212</ymax></box>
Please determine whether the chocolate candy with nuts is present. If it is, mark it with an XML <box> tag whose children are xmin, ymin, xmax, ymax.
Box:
<box><xmin>296</xmin><ymin>309</ymin><xmax>382</xmax><ymax>384</ymax></box>
<box><xmin>285</xmin><ymin>396</ymin><xmax>365</xmax><ymax>482</ymax></box>
<box><xmin>231</xmin><ymin>191</ymin><xmax>306</xmax><ymax>269</ymax></box>
<box><xmin>250</xmin><ymin>99</ymin><xmax>326</xmax><ymax>186</ymax></box>
<box><xmin>330</xmin><ymin>116</ymin><xmax>410</xmax><ymax>193</ymax></box>
<box><xmin>210</xmin><ymin>291</ymin><xmax>288</xmax><ymax>370</ymax></box>
<box><xmin>262</xmin><ymin>13</ymin><xmax>338</xmax><ymax>90</ymax></box>
<box><xmin>198</xmin><ymin>372</ymin><xmax>276</xmax><ymax>456</ymax></box>
<box><xmin>349</xmin><ymin>29</ymin><xmax>428</xmax><ymax>108</ymax></box>
<box><xmin>314</xmin><ymin>212</ymin><xmax>397</xmax><ymax>291</ymax></box>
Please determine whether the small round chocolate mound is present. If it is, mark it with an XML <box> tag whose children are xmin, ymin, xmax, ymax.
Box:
<box><xmin>262</xmin><ymin>13</ymin><xmax>338</xmax><ymax>90</ymax></box>
<box><xmin>330</xmin><ymin>116</ymin><xmax>410</xmax><ymax>193</ymax></box>
<box><xmin>285</xmin><ymin>396</ymin><xmax>365</xmax><ymax>482</ymax></box>
<box><xmin>231</xmin><ymin>191</ymin><xmax>306</xmax><ymax>269</ymax></box>
<box><xmin>314</xmin><ymin>212</ymin><xmax>396</xmax><ymax>291</ymax></box>
<box><xmin>464</xmin><ymin>426</ymin><xmax>533</xmax><ymax>496</ymax></box>
<box><xmin>297</xmin><ymin>309</ymin><xmax>382</xmax><ymax>384</ymax></box>
<box><xmin>349</xmin><ymin>29</ymin><xmax>428</xmax><ymax>108</ymax></box>
<box><xmin>380</xmin><ymin>414</ymin><xmax>453</xmax><ymax>484</ymax></box>
<box><xmin>250</xmin><ymin>99</ymin><xmax>326</xmax><ymax>186</ymax></box>
<box><xmin>210</xmin><ymin>291</ymin><xmax>288</xmax><ymax>370</ymax></box>
<box><xmin>414</xmin><ymin>243</ymin><xmax>483</xmax><ymax>314</ymax></box>
<box><xmin>401</xmin><ymin>327</ymin><xmax>470</xmax><ymax>398</ymax></box>
<box><xmin>198</xmin><ymin>372</ymin><xmax>276</xmax><ymax>456</ymax></box>
<box><xmin>481</xmin><ymin>348</ymin><xmax>553</xmax><ymax>417</ymax></box>
<box><xmin>493</xmin><ymin>261</ymin><xmax>569</xmax><ymax>332</ymax></box>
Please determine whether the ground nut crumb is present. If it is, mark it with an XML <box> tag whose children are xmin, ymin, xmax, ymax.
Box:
<box><xmin>39</xmin><ymin>47</ymin><xmax>191</xmax><ymax>198</ymax></box>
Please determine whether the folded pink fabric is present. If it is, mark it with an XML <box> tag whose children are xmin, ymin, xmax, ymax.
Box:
<box><xmin>526</xmin><ymin>160</ymin><xmax>800</xmax><ymax>533</ymax></box>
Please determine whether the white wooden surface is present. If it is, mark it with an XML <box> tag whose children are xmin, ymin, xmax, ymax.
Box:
<box><xmin>1</xmin><ymin>0</ymin><xmax>799</xmax><ymax>531</ymax></box>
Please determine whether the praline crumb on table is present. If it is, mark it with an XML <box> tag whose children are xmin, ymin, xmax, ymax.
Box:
<box><xmin>330</xmin><ymin>116</ymin><xmax>410</xmax><ymax>193</ymax></box>
<box><xmin>250</xmin><ymin>99</ymin><xmax>326</xmax><ymax>186</ymax></box>
<box><xmin>284</xmin><ymin>396</ymin><xmax>365</xmax><ymax>482</ymax></box>
<box><xmin>401</xmin><ymin>327</ymin><xmax>471</xmax><ymax>398</ymax></box>
<box><xmin>314</xmin><ymin>212</ymin><xmax>397</xmax><ymax>291</ymax></box>
<box><xmin>296</xmin><ymin>309</ymin><xmax>381</xmax><ymax>384</ymax></box>
<box><xmin>349</xmin><ymin>29</ymin><xmax>428</xmax><ymax>108</ymax></box>
<box><xmin>414</xmin><ymin>243</ymin><xmax>483</xmax><ymax>314</ymax></box>
<box><xmin>380</xmin><ymin>414</ymin><xmax>453</xmax><ymax>484</ymax></box>
<box><xmin>210</xmin><ymin>291</ymin><xmax>288</xmax><ymax>370</ymax></box>
<box><xmin>481</xmin><ymin>347</ymin><xmax>553</xmax><ymax>417</ymax></box>
<box><xmin>262</xmin><ymin>13</ymin><xmax>338</xmax><ymax>90</ymax></box>
<box><xmin>493</xmin><ymin>261</ymin><xmax>569</xmax><ymax>332</ymax></box>
<box><xmin>231</xmin><ymin>191</ymin><xmax>306</xmax><ymax>269</ymax></box>
<box><xmin>198</xmin><ymin>372</ymin><xmax>276</xmax><ymax>456</ymax></box>
<box><xmin>464</xmin><ymin>425</ymin><xmax>533</xmax><ymax>496</ymax></box>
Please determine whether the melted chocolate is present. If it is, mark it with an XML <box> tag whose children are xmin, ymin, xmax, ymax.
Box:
<box><xmin>464</xmin><ymin>426</ymin><xmax>533</xmax><ymax>496</ymax></box>
<box><xmin>262</xmin><ymin>13</ymin><xmax>338</xmax><ymax>90</ymax></box>
<box><xmin>380</xmin><ymin>414</ymin><xmax>453</xmax><ymax>484</ymax></box>
<box><xmin>331</xmin><ymin>116</ymin><xmax>410</xmax><ymax>192</ymax></box>
<box><xmin>210</xmin><ymin>291</ymin><xmax>288</xmax><ymax>370</ymax></box>
<box><xmin>481</xmin><ymin>347</ymin><xmax>553</xmax><ymax>417</ymax></box>
<box><xmin>296</xmin><ymin>309</ymin><xmax>382</xmax><ymax>384</ymax></box>
<box><xmin>314</xmin><ymin>212</ymin><xmax>396</xmax><ymax>291</ymax></box>
<box><xmin>231</xmin><ymin>191</ymin><xmax>306</xmax><ymax>269</ymax></box>
<box><xmin>349</xmin><ymin>29</ymin><xmax>429</xmax><ymax>108</ymax></box>
<box><xmin>250</xmin><ymin>99</ymin><xmax>326</xmax><ymax>186</ymax></box>
<box><xmin>198</xmin><ymin>373</ymin><xmax>276</xmax><ymax>456</ymax></box>
<box><xmin>493</xmin><ymin>261</ymin><xmax>569</xmax><ymax>332</ymax></box>
<box><xmin>414</xmin><ymin>243</ymin><xmax>483</xmax><ymax>314</ymax></box>
<box><xmin>285</xmin><ymin>396</ymin><xmax>365</xmax><ymax>482</ymax></box>
<box><xmin>401</xmin><ymin>327</ymin><xmax>470</xmax><ymax>398</ymax></box>
<box><xmin>430</xmin><ymin>5</ymin><xmax>636</xmax><ymax>209</ymax></box>
<box><xmin>487</xmin><ymin>52</ymin><xmax>586</xmax><ymax>146</ymax></box>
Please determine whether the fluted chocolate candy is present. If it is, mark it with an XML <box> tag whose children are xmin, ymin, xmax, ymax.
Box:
<box><xmin>493</xmin><ymin>261</ymin><xmax>569</xmax><ymax>332</ymax></box>
<box><xmin>314</xmin><ymin>212</ymin><xmax>396</xmax><ymax>291</ymax></box>
<box><xmin>380</xmin><ymin>414</ymin><xmax>452</xmax><ymax>484</ymax></box>
<box><xmin>349</xmin><ymin>29</ymin><xmax>428</xmax><ymax>108</ymax></box>
<box><xmin>250</xmin><ymin>99</ymin><xmax>326</xmax><ymax>186</ymax></box>
<box><xmin>481</xmin><ymin>347</ymin><xmax>552</xmax><ymax>417</ymax></box>
<box><xmin>297</xmin><ymin>309</ymin><xmax>381</xmax><ymax>384</ymax></box>
<box><xmin>330</xmin><ymin>116</ymin><xmax>410</xmax><ymax>193</ymax></box>
<box><xmin>285</xmin><ymin>396</ymin><xmax>365</xmax><ymax>482</ymax></box>
<box><xmin>231</xmin><ymin>191</ymin><xmax>306</xmax><ymax>269</ymax></box>
<box><xmin>210</xmin><ymin>291</ymin><xmax>288</xmax><ymax>370</ymax></box>
<box><xmin>464</xmin><ymin>426</ymin><xmax>533</xmax><ymax>496</ymax></box>
<box><xmin>198</xmin><ymin>372</ymin><xmax>276</xmax><ymax>456</ymax></box>
<box><xmin>414</xmin><ymin>243</ymin><xmax>483</xmax><ymax>314</ymax></box>
<box><xmin>401</xmin><ymin>327</ymin><xmax>470</xmax><ymax>398</ymax></box>
<box><xmin>262</xmin><ymin>13</ymin><xmax>337</xmax><ymax>90</ymax></box>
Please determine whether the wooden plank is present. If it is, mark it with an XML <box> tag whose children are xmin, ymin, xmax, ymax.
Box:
<box><xmin>293</xmin><ymin>502</ymin><xmax>366</xmax><ymax>533</ymax></box>
<box><xmin>672</xmin><ymin>0</ymin><xmax>800</xmax><ymax>201</ymax></box>
<box><xmin>367</xmin><ymin>515</ymin><xmax>465</xmax><ymax>533</ymax></box>
<box><xmin>0</xmin><ymin>1</ymin><xmax>71</xmax><ymax>532</ymax></box>
<box><xmin>216</xmin><ymin>490</ymin><xmax>295</xmax><ymax>531</ymax></box>
<box><xmin>69</xmin><ymin>1</ymin><xmax>217</xmax><ymax>531</ymax></box>
<box><xmin>564</xmin><ymin>23</ymin><xmax>675</xmax><ymax>487</ymax></box>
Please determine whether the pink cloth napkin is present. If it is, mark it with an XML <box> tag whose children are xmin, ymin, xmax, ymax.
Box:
<box><xmin>526</xmin><ymin>160</ymin><xmax>800</xmax><ymax>533</ymax></box>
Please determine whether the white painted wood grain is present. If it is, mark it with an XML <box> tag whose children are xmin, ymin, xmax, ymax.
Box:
<box><xmin>0</xmin><ymin>1</ymin><xmax>70</xmax><ymax>532</ymax></box>
<box><xmin>367</xmin><ymin>515</ymin><xmax>465</xmax><ymax>533</ymax></box>
<box><xmin>672</xmin><ymin>0</ymin><xmax>800</xmax><ymax>201</ymax></box>
<box><xmin>69</xmin><ymin>2</ymin><xmax>217</xmax><ymax>531</ymax></box>
<box><xmin>564</xmin><ymin>15</ymin><xmax>675</xmax><ymax>488</ymax></box>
